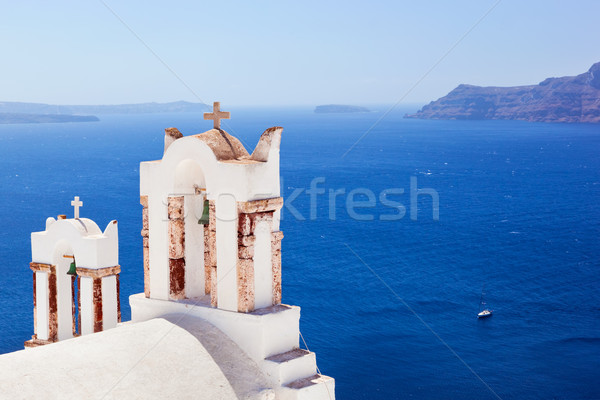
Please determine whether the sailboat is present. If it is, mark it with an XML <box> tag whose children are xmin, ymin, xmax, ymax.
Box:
<box><xmin>477</xmin><ymin>285</ymin><xmax>493</xmax><ymax>318</ymax></box>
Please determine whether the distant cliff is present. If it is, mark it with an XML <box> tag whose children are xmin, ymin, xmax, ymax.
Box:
<box><xmin>315</xmin><ymin>104</ymin><xmax>371</xmax><ymax>113</ymax></box>
<box><xmin>405</xmin><ymin>62</ymin><xmax>600</xmax><ymax>123</ymax></box>
<box><xmin>0</xmin><ymin>113</ymin><xmax>99</xmax><ymax>124</ymax></box>
<box><xmin>0</xmin><ymin>100</ymin><xmax>210</xmax><ymax>115</ymax></box>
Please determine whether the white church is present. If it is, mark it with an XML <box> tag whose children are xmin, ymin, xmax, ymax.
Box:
<box><xmin>0</xmin><ymin>103</ymin><xmax>335</xmax><ymax>399</ymax></box>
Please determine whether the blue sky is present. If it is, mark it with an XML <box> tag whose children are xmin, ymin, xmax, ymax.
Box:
<box><xmin>1</xmin><ymin>1</ymin><xmax>598</xmax><ymax>106</ymax></box>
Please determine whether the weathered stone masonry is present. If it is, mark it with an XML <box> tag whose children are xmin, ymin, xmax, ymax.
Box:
<box><xmin>204</xmin><ymin>200</ymin><xmax>217</xmax><ymax>307</ymax></box>
<box><xmin>168</xmin><ymin>196</ymin><xmax>186</xmax><ymax>300</ymax></box>
<box><xmin>237</xmin><ymin>197</ymin><xmax>284</xmax><ymax>313</ymax></box>
<box><xmin>140</xmin><ymin>195</ymin><xmax>150</xmax><ymax>298</ymax></box>
<box><xmin>77</xmin><ymin>265</ymin><xmax>121</xmax><ymax>333</ymax></box>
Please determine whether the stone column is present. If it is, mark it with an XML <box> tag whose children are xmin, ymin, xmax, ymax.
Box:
<box><xmin>203</xmin><ymin>200</ymin><xmax>218</xmax><ymax>307</ymax></box>
<box><xmin>271</xmin><ymin>230</ymin><xmax>284</xmax><ymax>305</ymax></box>
<box><xmin>236</xmin><ymin>197</ymin><xmax>284</xmax><ymax>313</ymax></box>
<box><xmin>25</xmin><ymin>262</ymin><xmax>57</xmax><ymax>347</ymax></box>
<box><xmin>71</xmin><ymin>275</ymin><xmax>77</xmax><ymax>336</ymax></box>
<box><xmin>140</xmin><ymin>196</ymin><xmax>150</xmax><ymax>298</ymax></box>
<box><xmin>77</xmin><ymin>266</ymin><xmax>121</xmax><ymax>335</ymax></box>
<box><xmin>168</xmin><ymin>196</ymin><xmax>185</xmax><ymax>300</ymax></box>
<box><xmin>92</xmin><ymin>277</ymin><xmax>103</xmax><ymax>333</ymax></box>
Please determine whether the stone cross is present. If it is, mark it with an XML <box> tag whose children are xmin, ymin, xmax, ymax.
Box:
<box><xmin>204</xmin><ymin>101</ymin><xmax>230</xmax><ymax>129</ymax></box>
<box><xmin>71</xmin><ymin>196</ymin><xmax>83</xmax><ymax>219</ymax></box>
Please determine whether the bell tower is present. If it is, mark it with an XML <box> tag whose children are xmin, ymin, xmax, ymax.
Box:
<box><xmin>138</xmin><ymin>103</ymin><xmax>284</xmax><ymax>312</ymax></box>
<box><xmin>131</xmin><ymin>103</ymin><xmax>335</xmax><ymax>398</ymax></box>
<box><xmin>26</xmin><ymin>197</ymin><xmax>121</xmax><ymax>347</ymax></box>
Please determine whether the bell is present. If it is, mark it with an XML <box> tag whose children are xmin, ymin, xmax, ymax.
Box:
<box><xmin>198</xmin><ymin>200</ymin><xmax>210</xmax><ymax>225</ymax></box>
<box><xmin>67</xmin><ymin>260</ymin><xmax>77</xmax><ymax>276</ymax></box>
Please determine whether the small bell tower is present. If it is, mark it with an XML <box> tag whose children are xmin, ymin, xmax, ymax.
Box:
<box><xmin>25</xmin><ymin>197</ymin><xmax>121</xmax><ymax>347</ymax></box>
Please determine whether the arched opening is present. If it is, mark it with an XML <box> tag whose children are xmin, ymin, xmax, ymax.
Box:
<box><xmin>172</xmin><ymin>159</ymin><xmax>210</xmax><ymax>300</ymax></box>
<box><xmin>52</xmin><ymin>240</ymin><xmax>78</xmax><ymax>340</ymax></box>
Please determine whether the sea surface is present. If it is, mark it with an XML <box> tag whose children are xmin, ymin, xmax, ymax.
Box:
<box><xmin>0</xmin><ymin>107</ymin><xmax>598</xmax><ymax>399</ymax></box>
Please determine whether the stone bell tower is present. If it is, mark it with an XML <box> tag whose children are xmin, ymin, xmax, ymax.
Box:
<box><xmin>26</xmin><ymin>197</ymin><xmax>121</xmax><ymax>347</ymax></box>
<box><xmin>138</xmin><ymin>102</ymin><xmax>284</xmax><ymax>312</ymax></box>
<box><xmin>131</xmin><ymin>103</ymin><xmax>335</xmax><ymax>398</ymax></box>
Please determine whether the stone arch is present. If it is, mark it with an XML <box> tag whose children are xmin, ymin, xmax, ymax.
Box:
<box><xmin>166</xmin><ymin>158</ymin><xmax>213</xmax><ymax>301</ymax></box>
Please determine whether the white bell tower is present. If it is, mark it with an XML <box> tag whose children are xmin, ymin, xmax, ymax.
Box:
<box><xmin>25</xmin><ymin>197</ymin><xmax>121</xmax><ymax>347</ymax></box>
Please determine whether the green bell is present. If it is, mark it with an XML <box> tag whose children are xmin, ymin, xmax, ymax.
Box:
<box><xmin>67</xmin><ymin>260</ymin><xmax>77</xmax><ymax>276</ymax></box>
<box><xmin>198</xmin><ymin>200</ymin><xmax>210</xmax><ymax>225</ymax></box>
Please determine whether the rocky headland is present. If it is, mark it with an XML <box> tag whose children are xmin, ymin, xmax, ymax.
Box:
<box><xmin>405</xmin><ymin>62</ymin><xmax>600</xmax><ymax>123</ymax></box>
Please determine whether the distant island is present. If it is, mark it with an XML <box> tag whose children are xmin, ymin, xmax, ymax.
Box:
<box><xmin>0</xmin><ymin>113</ymin><xmax>99</xmax><ymax>124</ymax></box>
<box><xmin>0</xmin><ymin>100</ymin><xmax>210</xmax><ymax>115</ymax></box>
<box><xmin>0</xmin><ymin>100</ymin><xmax>212</xmax><ymax>124</ymax></box>
<box><xmin>315</xmin><ymin>104</ymin><xmax>371</xmax><ymax>113</ymax></box>
<box><xmin>405</xmin><ymin>62</ymin><xmax>600</xmax><ymax>124</ymax></box>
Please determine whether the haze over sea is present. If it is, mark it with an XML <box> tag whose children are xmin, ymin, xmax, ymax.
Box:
<box><xmin>0</xmin><ymin>107</ymin><xmax>598</xmax><ymax>399</ymax></box>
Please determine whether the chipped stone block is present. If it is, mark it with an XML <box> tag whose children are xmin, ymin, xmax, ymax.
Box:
<box><xmin>167</xmin><ymin>196</ymin><xmax>185</xmax><ymax>220</ymax></box>
<box><xmin>76</xmin><ymin>265</ymin><xmax>121</xmax><ymax>279</ymax></box>
<box><xmin>272</xmin><ymin>230</ymin><xmax>284</xmax><ymax>242</ymax></box>
<box><xmin>204</xmin><ymin>231</ymin><xmax>217</xmax><ymax>266</ymax></box>
<box><xmin>208</xmin><ymin>200</ymin><xmax>216</xmax><ymax>231</ymax></box>
<box><xmin>238</xmin><ymin>213</ymin><xmax>253</xmax><ymax>236</ymax></box>
<box><xmin>271</xmin><ymin>233</ymin><xmax>282</xmax><ymax>252</ymax></box>
<box><xmin>93</xmin><ymin>277</ymin><xmax>103</xmax><ymax>333</ymax></box>
<box><xmin>237</xmin><ymin>197</ymin><xmax>284</xmax><ymax>214</ymax></box>
<box><xmin>272</xmin><ymin>249</ymin><xmax>282</xmax><ymax>305</ymax></box>
<box><xmin>237</xmin><ymin>259</ymin><xmax>255</xmax><ymax>313</ymax></box>
<box><xmin>210</xmin><ymin>266</ymin><xmax>218</xmax><ymax>307</ymax></box>
<box><xmin>140</xmin><ymin>195</ymin><xmax>148</xmax><ymax>208</ymax></box>
<box><xmin>168</xmin><ymin>219</ymin><xmax>185</xmax><ymax>259</ymax></box>
<box><xmin>116</xmin><ymin>275</ymin><xmax>121</xmax><ymax>323</ymax></box>
<box><xmin>169</xmin><ymin>258</ymin><xmax>185</xmax><ymax>300</ymax></box>
<box><xmin>29</xmin><ymin>262</ymin><xmax>53</xmax><ymax>273</ymax></box>
<box><xmin>142</xmin><ymin>207</ymin><xmax>149</xmax><ymax>231</ymax></box>
<box><xmin>204</xmin><ymin>263</ymin><xmax>211</xmax><ymax>295</ymax></box>
<box><xmin>48</xmin><ymin>271</ymin><xmax>58</xmax><ymax>341</ymax></box>
<box><xmin>238</xmin><ymin>244</ymin><xmax>254</xmax><ymax>260</ymax></box>
<box><xmin>143</xmin><ymin>246</ymin><xmax>150</xmax><ymax>298</ymax></box>
<box><xmin>239</xmin><ymin>234</ymin><xmax>256</xmax><ymax>247</ymax></box>
<box><xmin>251</xmin><ymin>211</ymin><xmax>273</xmax><ymax>233</ymax></box>
<box><xmin>141</xmin><ymin>229</ymin><xmax>149</xmax><ymax>238</ymax></box>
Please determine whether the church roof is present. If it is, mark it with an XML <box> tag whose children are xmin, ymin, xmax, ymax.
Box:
<box><xmin>192</xmin><ymin>128</ymin><xmax>251</xmax><ymax>161</ymax></box>
<box><xmin>0</xmin><ymin>316</ymin><xmax>273</xmax><ymax>399</ymax></box>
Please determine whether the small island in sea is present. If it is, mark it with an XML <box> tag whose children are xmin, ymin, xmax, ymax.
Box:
<box><xmin>315</xmin><ymin>104</ymin><xmax>371</xmax><ymax>113</ymax></box>
<box><xmin>0</xmin><ymin>113</ymin><xmax>99</xmax><ymax>124</ymax></box>
<box><xmin>405</xmin><ymin>62</ymin><xmax>600</xmax><ymax>123</ymax></box>
<box><xmin>0</xmin><ymin>100</ymin><xmax>212</xmax><ymax>124</ymax></box>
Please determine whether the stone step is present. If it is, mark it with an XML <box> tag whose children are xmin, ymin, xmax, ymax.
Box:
<box><xmin>280</xmin><ymin>374</ymin><xmax>335</xmax><ymax>400</ymax></box>
<box><xmin>263</xmin><ymin>348</ymin><xmax>317</xmax><ymax>386</ymax></box>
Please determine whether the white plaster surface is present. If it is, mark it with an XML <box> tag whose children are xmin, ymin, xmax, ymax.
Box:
<box><xmin>130</xmin><ymin>293</ymin><xmax>300</xmax><ymax>364</ymax></box>
<box><xmin>254</xmin><ymin>220</ymin><xmax>273</xmax><ymax>309</ymax></box>
<box><xmin>216</xmin><ymin>194</ymin><xmax>239</xmax><ymax>311</ymax></box>
<box><xmin>184</xmin><ymin>194</ymin><xmax>204</xmax><ymax>298</ymax></box>
<box><xmin>35</xmin><ymin>272</ymin><xmax>49</xmax><ymax>340</ymax></box>
<box><xmin>31</xmin><ymin>219</ymin><xmax>118</xmax><ymax>270</ymax></box>
<box><xmin>102</xmin><ymin>275</ymin><xmax>118</xmax><ymax>330</ymax></box>
<box><xmin>0</xmin><ymin>317</ymin><xmax>275</xmax><ymax>400</ymax></box>
<box><xmin>55</xmin><ymin>244</ymin><xmax>74</xmax><ymax>341</ymax></box>
<box><xmin>80</xmin><ymin>277</ymin><xmax>93</xmax><ymax>335</ymax></box>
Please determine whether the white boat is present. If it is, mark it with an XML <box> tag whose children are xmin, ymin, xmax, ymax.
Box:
<box><xmin>477</xmin><ymin>285</ymin><xmax>493</xmax><ymax>318</ymax></box>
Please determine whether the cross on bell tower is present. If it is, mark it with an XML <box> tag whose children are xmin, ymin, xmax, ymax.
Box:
<box><xmin>204</xmin><ymin>101</ymin><xmax>230</xmax><ymax>129</ymax></box>
<box><xmin>71</xmin><ymin>196</ymin><xmax>83</xmax><ymax>219</ymax></box>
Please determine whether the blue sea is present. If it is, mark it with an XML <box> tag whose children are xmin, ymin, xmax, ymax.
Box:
<box><xmin>0</xmin><ymin>107</ymin><xmax>598</xmax><ymax>399</ymax></box>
